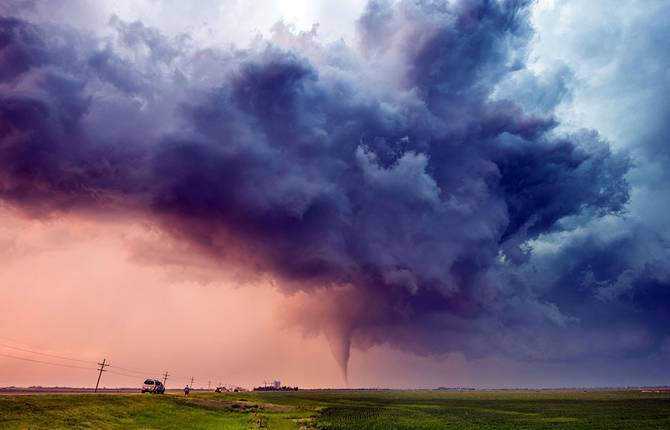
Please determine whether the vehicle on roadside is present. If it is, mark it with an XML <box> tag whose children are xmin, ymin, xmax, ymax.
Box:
<box><xmin>141</xmin><ymin>379</ymin><xmax>165</xmax><ymax>394</ymax></box>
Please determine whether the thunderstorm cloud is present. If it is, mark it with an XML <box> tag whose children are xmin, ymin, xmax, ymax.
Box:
<box><xmin>1</xmin><ymin>0</ymin><xmax>668</xmax><ymax>378</ymax></box>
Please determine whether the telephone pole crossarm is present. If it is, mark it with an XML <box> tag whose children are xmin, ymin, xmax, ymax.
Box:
<box><xmin>94</xmin><ymin>359</ymin><xmax>110</xmax><ymax>393</ymax></box>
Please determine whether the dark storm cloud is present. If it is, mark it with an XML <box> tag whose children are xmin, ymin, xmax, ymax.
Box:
<box><xmin>0</xmin><ymin>0</ymin><xmax>652</xmax><ymax>376</ymax></box>
<box><xmin>506</xmin><ymin>0</ymin><xmax>670</xmax><ymax>371</ymax></box>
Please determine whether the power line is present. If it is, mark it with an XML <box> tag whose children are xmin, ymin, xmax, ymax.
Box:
<box><xmin>0</xmin><ymin>338</ymin><xmax>212</xmax><ymax>388</ymax></box>
<box><xmin>105</xmin><ymin>359</ymin><xmax>174</xmax><ymax>378</ymax></box>
<box><xmin>109</xmin><ymin>365</ymin><xmax>153</xmax><ymax>375</ymax></box>
<box><xmin>0</xmin><ymin>342</ymin><xmax>97</xmax><ymax>365</ymax></box>
<box><xmin>0</xmin><ymin>342</ymin><xmax>169</xmax><ymax>379</ymax></box>
<box><xmin>0</xmin><ymin>352</ymin><xmax>96</xmax><ymax>371</ymax></box>
<box><xmin>107</xmin><ymin>370</ymin><xmax>146</xmax><ymax>379</ymax></box>
<box><xmin>0</xmin><ymin>352</ymin><xmax>184</xmax><ymax>386</ymax></box>
<box><xmin>110</xmin><ymin>364</ymin><xmax>172</xmax><ymax>380</ymax></box>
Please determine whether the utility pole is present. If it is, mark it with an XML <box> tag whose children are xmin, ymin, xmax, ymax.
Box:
<box><xmin>94</xmin><ymin>359</ymin><xmax>109</xmax><ymax>393</ymax></box>
<box><xmin>189</xmin><ymin>377</ymin><xmax>194</xmax><ymax>389</ymax></box>
<box><xmin>162</xmin><ymin>371</ymin><xmax>170</xmax><ymax>386</ymax></box>
<box><xmin>208</xmin><ymin>380</ymin><xmax>211</xmax><ymax>390</ymax></box>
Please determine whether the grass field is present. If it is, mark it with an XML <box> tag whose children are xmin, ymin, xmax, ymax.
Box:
<box><xmin>1</xmin><ymin>390</ymin><xmax>669</xmax><ymax>429</ymax></box>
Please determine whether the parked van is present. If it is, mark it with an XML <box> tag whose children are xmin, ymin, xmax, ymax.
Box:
<box><xmin>141</xmin><ymin>379</ymin><xmax>165</xmax><ymax>394</ymax></box>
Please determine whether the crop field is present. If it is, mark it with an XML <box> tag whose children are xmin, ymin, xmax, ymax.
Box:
<box><xmin>1</xmin><ymin>389</ymin><xmax>669</xmax><ymax>429</ymax></box>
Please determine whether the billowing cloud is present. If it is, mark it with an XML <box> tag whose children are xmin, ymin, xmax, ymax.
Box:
<box><xmin>3</xmin><ymin>0</ymin><xmax>663</xmax><ymax>380</ymax></box>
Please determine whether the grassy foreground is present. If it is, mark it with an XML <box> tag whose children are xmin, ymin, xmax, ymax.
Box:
<box><xmin>1</xmin><ymin>390</ymin><xmax>669</xmax><ymax>429</ymax></box>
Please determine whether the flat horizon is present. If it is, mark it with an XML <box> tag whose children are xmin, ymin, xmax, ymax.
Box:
<box><xmin>1</xmin><ymin>0</ymin><xmax>669</xmax><ymax>391</ymax></box>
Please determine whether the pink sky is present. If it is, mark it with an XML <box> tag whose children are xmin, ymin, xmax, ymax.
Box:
<box><xmin>0</xmin><ymin>207</ymin><xmax>477</xmax><ymax>389</ymax></box>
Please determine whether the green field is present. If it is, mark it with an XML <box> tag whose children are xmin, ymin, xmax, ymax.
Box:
<box><xmin>1</xmin><ymin>390</ymin><xmax>669</xmax><ymax>429</ymax></box>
